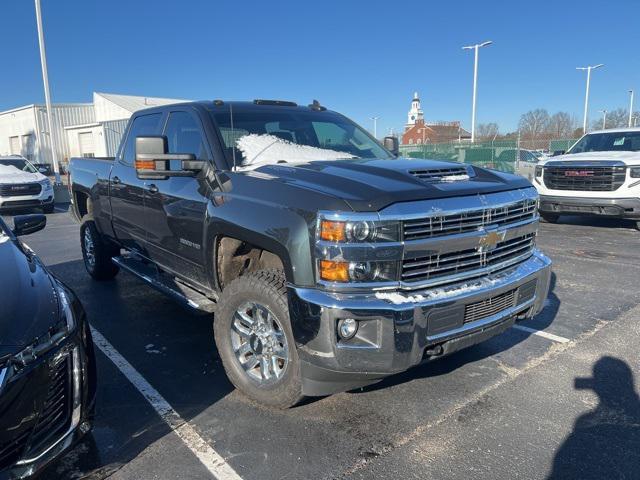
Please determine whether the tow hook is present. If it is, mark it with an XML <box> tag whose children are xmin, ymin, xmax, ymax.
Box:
<box><xmin>425</xmin><ymin>344</ymin><xmax>444</xmax><ymax>356</ymax></box>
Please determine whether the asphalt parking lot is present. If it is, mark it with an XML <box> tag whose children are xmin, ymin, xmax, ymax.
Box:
<box><xmin>5</xmin><ymin>206</ymin><xmax>640</xmax><ymax>480</ymax></box>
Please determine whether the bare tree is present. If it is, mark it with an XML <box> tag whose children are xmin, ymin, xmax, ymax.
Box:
<box><xmin>547</xmin><ymin>112</ymin><xmax>574</xmax><ymax>138</ymax></box>
<box><xmin>476</xmin><ymin>122</ymin><xmax>499</xmax><ymax>140</ymax></box>
<box><xmin>518</xmin><ymin>109</ymin><xmax>550</xmax><ymax>143</ymax></box>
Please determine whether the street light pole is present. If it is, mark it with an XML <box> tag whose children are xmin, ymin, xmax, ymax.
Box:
<box><xmin>34</xmin><ymin>0</ymin><xmax>61</xmax><ymax>184</ymax></box>
<box><xmin>370</xmin><ymin>117</ymin><xmax>379</xmax><ymax>138</ymax></box>
<box><xmin>598</xmin><ymin>110</ymin><xmax>607</xmax><ymax>130</ymax></box>
<box><xmin>463</xmin><ymin>41</ymin><xmax>492</xmax><ymax>143</ymax></box>
<box><xmin>629</xmin><ymin>90</ymin><xmax>635</xmax><ymax>127</ymax></box>
<box><xmin>576</xmin><ymin>64</ymin><xmax>604</xmax><ymax>135</ymax></box>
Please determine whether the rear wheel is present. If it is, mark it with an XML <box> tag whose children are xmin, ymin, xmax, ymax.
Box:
<box><xmin>80</xmin><ymin>220</ymin><xmax>120</xmax><ymax>280</ymax></box>
<box><xmin>214</xmin><ymin>269</ymin><xmax>303</xmax><ymax>408</ymax></box>
<box><xmin>540</xmin><ymin>212</ymin><xmax>559</xmax><ymax>223</ymax></box>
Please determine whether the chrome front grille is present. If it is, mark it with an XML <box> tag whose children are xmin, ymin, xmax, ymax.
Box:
<box><xmin>0</xmin><ymin>183</ymin><xmax>42</xmax><ymax>197</ymax></box>
<box><xmin>402</xmin><ymin>233</ymin><xmax>536</xmax><ymax>284</ymax></box>
<box><xmin>543</xmin><ymin>165</ymin><xmax>626</xmax><ymax>191</ymax></box>
<box><xmin>464</xmin><ymin>288</ymin><xmax>517</xmax><ymax>324</ymax></box>
<box><xmin>30</xmin><ymin>357</ymin><xmax>72</xmax><ymax>451</ymax></box>
<box><xmin>403</xmin><ymin>198</ymin><xmax>537</xmax><ymax>241</ymax></box>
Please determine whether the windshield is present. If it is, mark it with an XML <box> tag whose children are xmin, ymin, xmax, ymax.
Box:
<box><xmin>0</xmin><ymin>158</ymin><xmax>38</xmax><ymax>173</ymax></box>
<box><xmin>569</xmin><ymin>131</ymin><xmax>640</xmax><ymax>153</ymax></box>
<box><xmin>210</xmin><ymin>108</ymin><xmax>392</xmax><ymax>168</ymax></box>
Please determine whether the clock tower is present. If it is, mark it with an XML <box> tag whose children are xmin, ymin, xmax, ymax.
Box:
<box><xmin>406</xmin><ymin>92</ymin><xmax>424</xmax><ymax>129</ymax></box>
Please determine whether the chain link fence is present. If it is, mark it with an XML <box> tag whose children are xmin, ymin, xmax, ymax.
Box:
<box><xmin>399</xmin><ymin>138</ymin><xmax>579</xmax><ymax>179</ymax></box>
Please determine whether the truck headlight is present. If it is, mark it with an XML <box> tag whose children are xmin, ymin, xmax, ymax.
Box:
<box><xmin>630</xmin><ymin>167</ymin><xmax>640</xmax><ymax>178</ymax></box>
<box><xmin>319</xmin><ymin>218</ymin><xmax>400</xmax><ymax>243</ymax></box>
<box><xmin>319</xmin><ymin>260</ymin><xmax>398</xmax><ymax>283</ymax></box>
<box><xmin>40</xmin><ymin>179</ymin><xmax>53</xmax><ymax>191</ymax></box>
<box><xmin>535</xmin><ymin>165</ymin><xmax>543</xmax><ymax>178</ymax></box>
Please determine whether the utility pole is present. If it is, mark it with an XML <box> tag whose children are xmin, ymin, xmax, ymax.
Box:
<box><xmin>576</xmin><ymin>64</ymin><xmax>604</xmax><ymax>135</ymax></box>
<box><xmin>629</xmin><ymin>90</ymin><xmax>635</xmax><ymax>127</ymax></box>
<box><xmin>598</xmin><ymin>110</ymin><xmax>607</xmax><ymax>130</ymax></box>
<box><xmin>370</xmin><ymin>117</ymin><xmax>379</xmax><ymax>139</ymax></box>
<box><xmin>34</xmin><ymin>0</ymin><xmax>61</xmax><ymax>184</ymax></box>
<box><xmin>463</xmin><ymin>41</ymin><xmax>493</xmax><ymax>143</ymax></box>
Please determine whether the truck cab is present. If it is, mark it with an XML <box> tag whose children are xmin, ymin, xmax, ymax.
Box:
<box><xmin>533</xmin><ymin>128</ymin><xmax>640</xmax><ymax>228</ymax></box>
<box><xmin>69</xmin><ymin>99</ymin><xmax>552</xmax><ymax>408</ymax></box>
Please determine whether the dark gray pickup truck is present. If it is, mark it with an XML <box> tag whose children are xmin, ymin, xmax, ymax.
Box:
<box><xmin>69</xmin><ymin>99</ymin><xmax>552</xmax><ymax>407</ymax></box>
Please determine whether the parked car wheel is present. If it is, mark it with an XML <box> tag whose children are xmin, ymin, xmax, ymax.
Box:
<box><xmin>214</xmin><ymin>269</ymin><xmax>303</xmax><ymax>408</ymax></box>
<box><xmin>80</xmin><ymin>220</ymin><xmax>120</xmax><ymax>280</ymax></box>
<box><xmin>43</xmin><ymin>203</ymin><xmax>55</xmax><ymax>214</ymax></box>
<box><xmin>540</xmin><ymin>213</ymin><xmax>560</xmax><ymax>224</ymax></box>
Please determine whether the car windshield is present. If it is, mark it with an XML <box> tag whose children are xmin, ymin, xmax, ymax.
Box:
<box><xmin>0</xmin><ymin>158</ymin><xmax>38</xmax><ymax>173</ymax></box>
<box><xmin>210</xmin><ymin>107</ymin><xmax>392</xmax><ymax>168</ymax></box>
<box><xmin>569</xmin><ymin>131</ymin><xmax>640</xmax><ymax>153</ymax></box>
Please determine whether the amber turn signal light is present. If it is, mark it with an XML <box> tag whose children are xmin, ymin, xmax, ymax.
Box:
<box><xmin>319</xmin><ymin>260</ymin><xmax>349</xmax><ymax>282</ymax></box>
<box><xmin>135</xmin><ymin>159</ymin><xmax>156</xmax><ymax>170</ymax></box>
<box><xmin>320</xmin><ymin>220</ymin><xmax>346</xmax><ymax>242</ymax></box>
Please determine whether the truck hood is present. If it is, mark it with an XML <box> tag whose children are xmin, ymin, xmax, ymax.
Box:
<box><xmin>247</xmin><ymin>157</ymin><xmax>531</xmax><ymax>211</ymax></box>
<box><xmin>0</xmin><ymin>165</ymin><xmax>47</xmax><ymax>184</ymax></box>
<box><xmin>0</xmin><ymin>234</ymin><xmax>58</xmax><ymax>349</ymax></box>
<box><xmin>540</xmin><ymin>151</ymin><xmax>640</xmax><ymax>166</ymax></box>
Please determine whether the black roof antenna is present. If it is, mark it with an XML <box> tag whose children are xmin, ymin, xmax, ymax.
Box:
<box><xmin>308</xmin><ymin>100</ymin><xmax>326</xmax><ymax>111</ymax></box>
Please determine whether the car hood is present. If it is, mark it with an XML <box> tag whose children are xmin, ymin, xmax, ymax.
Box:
<box><xmin>0</xmin><ymin>234</ymin><xmax>58</xmax><ymax>349</ymax></box>
<box><xmin>247</xmin><ymin>157</ymin><xmax>532</xmax><ymax>211</ymax></box>
<box><xmin>541</xmin><ymin>151</ymin><xmax>640</xmax><ymax>166</ymax></box>
<box><xmin>0</xmin><ymin>165</ymin><xmax>47</xmax><ymax>184</ymax></box>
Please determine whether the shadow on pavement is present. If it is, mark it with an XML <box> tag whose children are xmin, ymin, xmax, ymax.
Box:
<box><xmin>548</xmin><ymin>356</ymin><xmax>640</xmax><ymax>480</ymax></box>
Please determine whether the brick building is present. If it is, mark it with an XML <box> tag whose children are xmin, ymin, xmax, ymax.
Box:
<box><xmin>401</xmin><ymin>92</ymin><xmax>471</xmax><ymax>145</ymax></box>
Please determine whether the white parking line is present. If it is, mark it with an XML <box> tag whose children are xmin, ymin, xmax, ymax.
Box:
<box><xmin>512</xmin><ymin>324</ymin><xmax>570</xmax><ymax>343</ymax></box>
<box><xmin>90</xmin><ymin>327</ymin><xmax>243</xmax><ymax>480</ymax></box>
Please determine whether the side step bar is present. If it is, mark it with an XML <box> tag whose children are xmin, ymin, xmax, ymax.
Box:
<box><xmin>112</xmin><ymin>256</ymin><xmax>217</xmax><ymax>313</ymax></box>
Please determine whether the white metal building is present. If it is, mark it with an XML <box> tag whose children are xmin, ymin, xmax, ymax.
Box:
<box><xmin>0</xmin><ymin>92</ymin><xmax>186</xmax><ymax>166</ymax></box>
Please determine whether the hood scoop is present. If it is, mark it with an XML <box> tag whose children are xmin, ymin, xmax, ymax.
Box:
<box><xmin>408</xmin><ymin>166</ymin><xmax>471</xmax><ymax>183</ymax></box>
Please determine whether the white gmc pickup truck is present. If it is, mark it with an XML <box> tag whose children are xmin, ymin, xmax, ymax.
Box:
<box><xmin>533</xmin><ymin>128</ymin><xmax>640</xmax><ymax>229</ymax></box>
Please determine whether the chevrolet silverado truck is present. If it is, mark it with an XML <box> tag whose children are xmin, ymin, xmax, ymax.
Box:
<box><xmin>69</xmin><ymin>99</ymin><xmax>552</xmax><ymax>408</ymax></box>
<box><xmin>534</xmin><ymin>128</ymin><xmax>640</xmax><ymax>228</ymax></box>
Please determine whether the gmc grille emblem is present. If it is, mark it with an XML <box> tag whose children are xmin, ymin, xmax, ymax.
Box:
<box><xmin>11</xmin><ymin>185</ymin><xmax>28</xmax><ymax>191</ymax></box>
<box><xmin>564</xmin><ymin>170</ymin><xmax>594</xmax><ymax>177</ymax></box>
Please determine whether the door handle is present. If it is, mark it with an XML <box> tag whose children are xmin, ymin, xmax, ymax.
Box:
<box><xmin>147</xmin><ymin>184</ymin><xmax>159</xmax><ymax>194</ymax></box>
<box><xmin>112</xmin><ymin>176</ymin><xmax>121</xmax><ymax>185</ymax></box>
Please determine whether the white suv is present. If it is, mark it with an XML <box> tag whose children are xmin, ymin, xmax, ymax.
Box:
<box><xmin>0</xmin><ymin>155</ymin><xmax>54</xmax><ymax>213</ymax></box>
<box><xmin>533</xmin><ymin>128</ymin><xmax>640</xmax><ymax>229</ymax></box>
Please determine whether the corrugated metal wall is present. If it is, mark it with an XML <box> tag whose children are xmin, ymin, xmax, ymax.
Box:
<box><xmin>102</xmin><ymin>119</ymin><xmax>129</xmax><ymax>157</ymax></box>
<box><xmin>35</xmin><ymin>104</ymin><xmax>95</xmax><ymax>165</ymax></box>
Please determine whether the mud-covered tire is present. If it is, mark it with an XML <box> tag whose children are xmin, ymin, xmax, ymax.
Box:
<box><xmin>214</xmin><ymin>269</ymin><xmax>303</xmax><ymax>409</ymax></box>
<box><xmin>540</xmin><ymin>213</ymin><xmax>560</xmax><ymax>223</ymax></box>
<box><xmin>80</xmin><ymin>220</ymin><xmax>120</xmax><ymax>281</ymax></box>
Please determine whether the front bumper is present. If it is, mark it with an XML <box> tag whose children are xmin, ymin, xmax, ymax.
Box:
<box><xmin>289</xmin><ymin>250</ymin><xmax>552</xmax><ymax>396</ymax></box>
<box><xmin>0</xmin><ymin>306</ymin><xmax>96</xmax><ymax>478</ymax></box>
<box><xmin>0</xmin><ymin>192</ymin><xmax>54</xmax><ymax>212</ymax></box>
<box><xmin>539</xmin><ymin>195</ymin><xmax>640</xmax><ymax>219</ymax></box>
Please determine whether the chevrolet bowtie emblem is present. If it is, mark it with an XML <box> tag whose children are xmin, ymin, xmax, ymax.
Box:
<box><xmin>478</xmin><ymin>230</ymin><xmax>506</xmax><ymax>251</ymax></box>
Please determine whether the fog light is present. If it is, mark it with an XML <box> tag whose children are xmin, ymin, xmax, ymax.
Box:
<box><xmin>338</xmin><ymin>318</ymin><xmax>358</xmax><ymax>340</ymax></box>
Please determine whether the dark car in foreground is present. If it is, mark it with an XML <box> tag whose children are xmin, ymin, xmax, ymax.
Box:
<box><xmin>0</xmin><ymin>214</ymin><xmax>96</xmax><ymax>479</ymax></box>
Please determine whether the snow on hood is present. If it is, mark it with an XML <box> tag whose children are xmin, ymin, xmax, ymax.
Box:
<box><xmin>235</xmin><ymin>134</ymin><xmax>356</xmax><ymax>169</ymax></box>
<box><xmin>540</xmin><ymin>150</ymin><xmax>640</xmax><ymax>165</ymax></box>
<box><xmin>0</xmin><ymin>164</ymin><xmax>46</xmax><ymax>184</ymax></box>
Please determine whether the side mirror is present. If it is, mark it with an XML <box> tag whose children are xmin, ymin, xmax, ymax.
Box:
<box><xmin>135</xmin><ymin>136</ymin><xmax>204</xmax><ymax>179</ymax></box>
<box><xmin>383</xmin><ymin>136</ymin><xmax>400</xmax><ymax>157</ymax></box>
<box><xmin>13</xmin><ymin>214</ymin><xmax>46</xmax><ymax>236</ymax></box>
<box><xmin>552</xmin><ymin>150</ymin><xmax>566</xmax><ymax>156</ymax></box>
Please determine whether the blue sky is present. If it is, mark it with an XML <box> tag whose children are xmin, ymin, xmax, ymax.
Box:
<box><xmin>2</xmin><ymin>0</ymin><xmax>639</xmax><ymax>134</ymax></box>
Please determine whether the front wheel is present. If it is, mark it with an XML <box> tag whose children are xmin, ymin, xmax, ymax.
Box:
<box><xmin>43</xmin><ymin>203</ymin><xmax>55</xmax><ymax>214</ymax></box>
<box><xmin>214</xmin><ymin>270</ymin><xmax>303</xmax><ymax>408</ymax></box>
<box><xmin>80</xmin><ymin>220</ymin><xmax>120</xmax><ymax>280</ymax></box>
